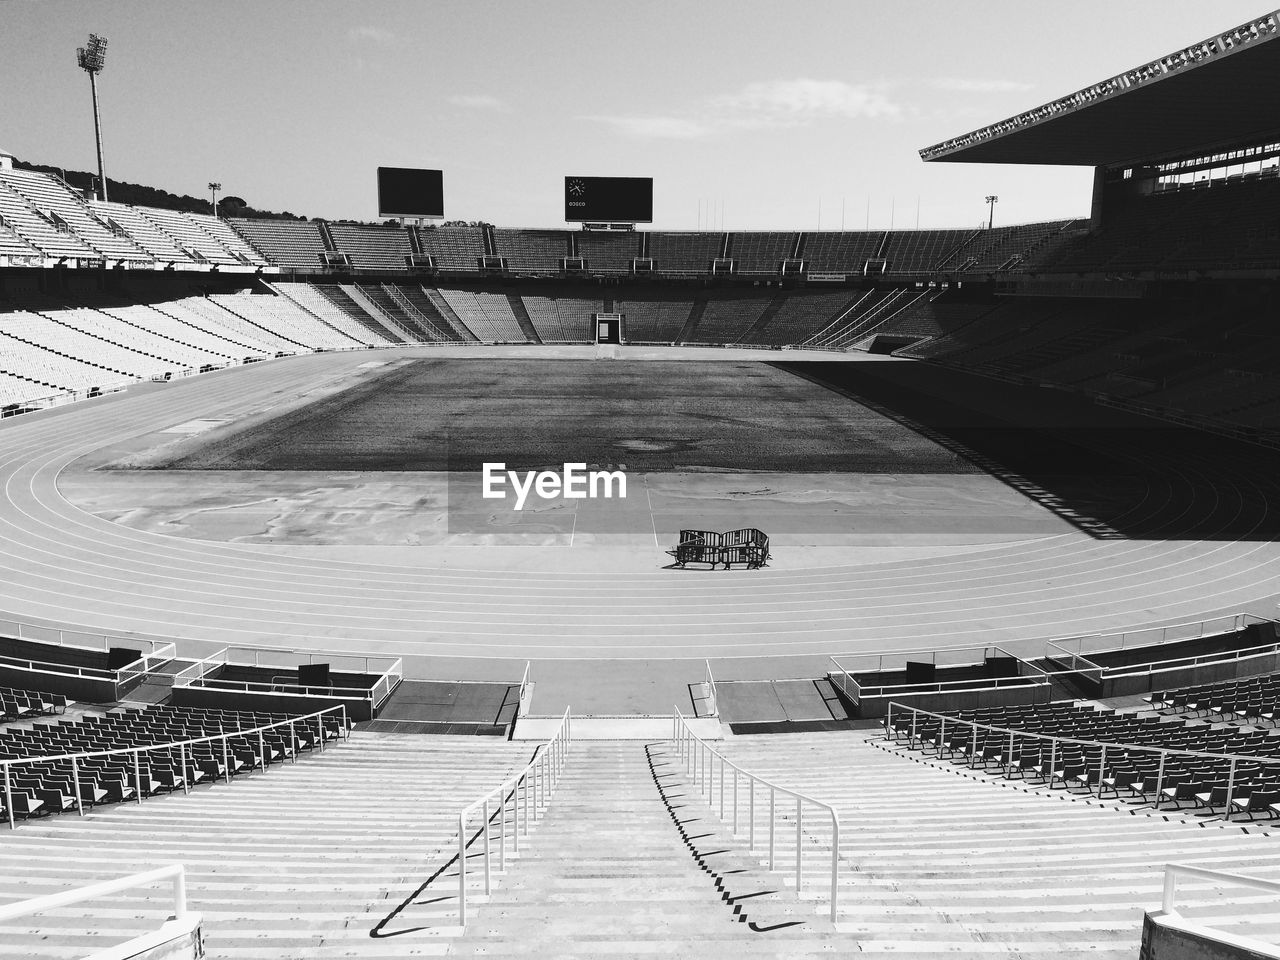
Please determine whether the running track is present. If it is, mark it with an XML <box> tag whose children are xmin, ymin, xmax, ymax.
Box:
<box><xmin>1</xmin><ymin>349</ymin><xmax>1279</xmax><ymax>669</ymax></box>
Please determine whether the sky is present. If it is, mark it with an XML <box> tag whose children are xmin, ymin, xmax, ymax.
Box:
<box><xmin>1</xmin><ymin>0</ymin><xmax>1271</xmax><ymax>229</ymax></box>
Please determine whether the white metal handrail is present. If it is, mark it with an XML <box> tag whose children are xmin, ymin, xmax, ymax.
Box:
<box><xmin>0</xmin><ymin>863</ymin><xmax>189</xmax><ymax>925</ymax></box>
<box><xmin>671</xmin><ymin>708</ymin><xmax>840</xmax><ymax>921</ymax></box>
<box><xmin>455</xmin><ymin>707</ymin><xmax>572</xmax><ymax>926</ymax></box>
<box><xmin>1161</xmin><ymin>863</ymin><xmax>1280</xmax><ymax>915</ymax></box>
<box><xmin>1</xmin><ymin>704</ymin><xmax>348</xmax><ymax>829</ymax></box>
<box><xmin>887</xmin><ymin>702</ymin><xmax>1280</xmax><ymax>819</ymax></box>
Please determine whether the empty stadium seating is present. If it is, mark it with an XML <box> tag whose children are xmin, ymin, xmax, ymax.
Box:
<box><xmin>414</xmin><ymin>225</ymin><xmax>485</xmax><ymax>272</ymax></box>
<box><xmin>0</xmin><ymin>704</ymin><xmax>346</xmax><ymax>824</ymax></box>
<box><xmin>437</xmin><ymin>288</ymin><xmax>528</xmax><ymax>342</ymax></box>
<box><xmin>492</xmin><ymin>229</ymin><xmax>568</xmax><ymax>273</ymax></box>
<box><xmin>0</xmin><ymin>170</ymin><xmax>150</xmax><ymax>262</ymax></box>
<box><xmin>328</xmin><ymin>223</ymin><xmax>412</xmax><ymax>271</ymax></box>
<box><xmin>228</xmin><ymin>218</ymin><xmax>326</xmax><ymax>270</ymax></box>
<box><xmin>648</xmin><ymin>232</ymin><xmax>722</xmax><ymax>274</ymax></box>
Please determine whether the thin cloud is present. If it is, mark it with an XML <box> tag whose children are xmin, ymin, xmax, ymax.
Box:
<box><xmin>347</xmin><ymin>25</ymin><xmax>399</xmax><ymax>45</ymax></box>
<box><xmin>931</xmin><ymin>77</ymin><xmax>1035</xmax><ymax>93</ymax></box>
<box><xmin>582</xmin><ymin>115</ymin><xmax>710</xmax><ymax>140</ymax></box>
<box><xmin>449</xmin><ymin>94</ymin><xmax>510</xmax><ymax>112</ymax></box>
<box><xmin>583</xmin><ymin>77</ymin><xmax>898</xmax><ymax>141</ymax></box>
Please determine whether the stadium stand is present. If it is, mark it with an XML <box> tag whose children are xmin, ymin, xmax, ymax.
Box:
<box><xmin>89</xmin><ymin>200</ymin><xmax>196</xmax><ymax>264</ymax></box>
<box><xmin>730</xmin><ymin>232</ymin><xmax>798</xmax><ymax>275</ymax></box>
<box><xmin>802</xmin><ymin>231</ymin><xmax>884</xmax><ymax>274</ymax></box>
<box><xmin>93</xmin><ymin>298</ymin><xmax>253</xmax><ymax>360</ymax></box>
<box><xmin>386</xmin><ymin>283</ymin><xmax>470</xmax><ymax>341</ymax></box>
<box><xmin>160</xmin><ymin>297</ymin><xmax>282</xmax><ymax>356</ymax></box>
<box><xmin>18</xmin><ymin>298</ymin><xmax>215</xmax><ymax>371</ymax></box>
<box><xmin>336</xmin><ymin>283</ymin><xmax>420</xmax><ymax>342</ymax></box>
<box><xmin>719</xmin><ymin>730</ymin><xmax>1280</xmax><ymax>955</ymax></box>
<box><xmin>437</xmin><ymin>288</ymin><xmax>528</xmax><ymax>342</ymax></box>
<box><xmin>576</xmin><ymin>230</ymin><xmax>641</xmax><ymax>274</ymax></box>
<box><xmin>328</xmin><ymin>222</ymin><xmax>412</xmax><ymax>271</ymax></box>
<box><xmin>521</xmin><ymin>293</ymin><xmax>601</xmax><ymax>343</ymax></box>
<box><xmin>269</xmin><ymin>281</ymin><xmax>395</xmax><ymax>345</ymax></box>
<box><xmin>491</xmin><ymin>229</ymin><xmax>568</xmax><ymax>273</ymax></box>
<box><xmin>648</xmin><ymin>232</ymin><xmax>722</xmax><ymax>274</ymax></box>
<box><xmin>0</xmin><ymin>181</ymin><xmax>101</xmax><ymax>261</ymax></box>
<box><xmin>134</xmin><ymin>206</ymin><xmax>241</xmax><ymax>265</ymax></box>
<box><xmin>209</xmin><ymin>291</ymin><xmax>358</xmax><ymax>350</ymax></box>
<box><xmin>0</xmin><ymin>169</ymin><xmax>150</xmax><ymax>262</ymax></box>
<box><xmin>0</xmin><ymin>222</ymin><xmax>40</xmax><ymax>261</ymax></box>
<box><xmin>189</xmin><ymin>213</ymin><xmax>270</xmax><ymax>267</ymax></box>
<box><xmin>748</xmin><ymin>290</ymin><xmax>862</xmax><ymax>346</ymax></box>
<box><xmin>882</xmin><ymin>229</ymin><xmax>978</xmax><ymax>275</ymax></box>
<box><xmin>352</xmin><ymin>284</ymin><xmax>443</xmax><ymax>341</ymax></box>
<box><xmin>227</xmin><ymin>218</ymin><xmax>326</xmax><ymax>270</ymax></box>
<box><xmin>612</xmin><ymin>294</ymin><xmax>694</xmax><ymax>343</ymax></box>
<box><xmin>413</xmin><ymin>225</ymin><xmax>485</xmax><ymax>272</ymax></box>
<box><xmin>686</xmin><ymin>295</ymin><xmax>771</xmax><ymax>344</ymax></box>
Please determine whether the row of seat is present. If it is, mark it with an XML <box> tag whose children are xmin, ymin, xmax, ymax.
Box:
<box><xmin>0</xmin><ymin>685</ymin><xmax>67</xmax><ymax>721</ymax></box>
<box><xmin>1147</xmin><ymin>674</ymin><xmax>1280</xmax><ymax>723</ymax></box>
<box><xmin>888</xmin><ymin>701</ymin><xmax>1280</xmax><ymax>820</ymax></box>
<box><xmin>0</xmin><ymin>704</ymin><xmax>347</xmax><ymax>822</ymax></box>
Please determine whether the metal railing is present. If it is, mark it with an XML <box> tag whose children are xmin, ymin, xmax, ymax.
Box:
<box><xmin>671</xmin><ymin>708</ymin><xmax>840</xmax><ymax>921</ymax></box>
<box><xmin>1</xmin><ymin>704</ymin><xmax>348</xmax><ymax>829</ymax></box>
<box><xmin>172</xmin><ymin>645</ymin><xmax>402</xmax><ymax>711</ymax></box>
<box><xmin>0</xmin><ymin>864</ymin><xmax>192</xmax><ymax>952</ymax></box>
<box><xmin>1161</xmin><ymin>862</ymin><xmax>1280</xmax><ymax>916</ymax></box>
<box><xmin>886</xmin><ymin>702</ymin><xmax>1280</xmax><ymax>821</ymax></box>
<box><xmin>829</xmin><ymin>644</ymin><xmax>1049</xmax><ymax>701</ymax></box>
<box><xmin>455</xmin><ymin>707</ymin><xmax>572</xmax><ymax>926</ymax></box>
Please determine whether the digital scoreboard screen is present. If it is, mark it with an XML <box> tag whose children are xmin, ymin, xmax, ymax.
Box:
<box><xmin>377</xmin><ymin>167</ymin><xmax>444</xmax><ymax>219</ymax></box>
<box><xmin>564</xmin><ymin>176</ymin><xmax>653</xmax><ymax>223</ymax></box>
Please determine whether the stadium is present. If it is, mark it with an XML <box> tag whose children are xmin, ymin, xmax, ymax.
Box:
<box><xmin>4</xmin><ymin>3</ymin><xmax>1280</xmax><ymax>958</ymax></box>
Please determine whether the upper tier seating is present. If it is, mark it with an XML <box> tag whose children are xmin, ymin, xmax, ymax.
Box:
<box><xmin>134</xmin><ymin>206</ymin><xmax>241</xmax><ymax>265</ymax></box>
<box><xmin>731</xmin><ymin>232</ymin><xmax>797</xmax><ymax>274</ymax></box>
<box><xmin>328</xmin><ymin>223</ymin><xmax>412</xmax><ymax>271</ymax></box>
<box><xmin>881</xmin><ymin>229</ymin><xmax>977</xmax><ymax>275</ymax></box>
<box><xmin>190</xmin><ymin>214</ymin><xmax>269</xmax><ymax>266</ymax></box>
<box><xmin>492</xmin><ymin>230</ymin><xmax>569</xmax><ymax>273</ymax></box>
<box><xmin>0</xmin><ymin>182</ymin><xmax>100</xmax><ymax>260</ymax></box>
<box><xmin>0</xmin><ymin>221</ymin><xmax>39</xmax><ymax>259</ymax></box>
<box><xmin>90</xmin><ymin>201</ymin><xmax>197</xmax><ymax>264</ymax></box>
<box><xmin>802</xmin><ymin>232</ymin><xmax>883</xmax><ymax>273</ymax></box>
<box><xmin>576</xmin><ymin>232</ymin><xmax>641</xmax><ymax>274</ymax></box>
<box><xmin>0</xmin><ymin>170</ymin><xmax>150</xmax><ymax>262</ymax></box>
<box><xmin>227</xmin><ymin>218</ymin><xmax>326</xmax><ymax>270</ymax></box>
<box><xmin>414</xmin><ymin>226</ymin><xmax>485</xmax><ymax>272</ymax></box>
<box><xmin>648</xmin><ymin>232</ymin><xmax>722</xmax><ymax>274</ymax></box>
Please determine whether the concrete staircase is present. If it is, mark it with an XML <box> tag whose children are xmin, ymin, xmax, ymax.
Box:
<box><xmin>718</xmin><ymin>729</ymin><xmax>1280</xmax><ymax>957</ymax></box>
<box><xmin>0</xmin><ymin>732</ymin><xmax>531</xmax><ymax>959</ymax></box>
<box><xmin>448</xmin><ymin>740</ymin><xmax>839</xmax><ymax>957</ymax></box>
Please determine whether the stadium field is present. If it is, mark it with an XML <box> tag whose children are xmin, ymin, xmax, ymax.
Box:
<box><xmin>145</xmin><ymin>357</ymin><xmax>983</xmax><ymax>474</ymax></box>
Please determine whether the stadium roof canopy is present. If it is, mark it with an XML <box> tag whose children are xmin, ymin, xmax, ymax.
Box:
<box><xmin>921</xmin><ymin>10</ymin><xmax>1280</xmax><ymax>167</ymax></box>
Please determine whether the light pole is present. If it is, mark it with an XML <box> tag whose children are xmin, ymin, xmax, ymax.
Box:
<box><xmin>209</xmin><ymin>182</ymin><xmax>222</xmax><ymax>218</ymax></box>
<box><xmin>985</xmin><ymin>195</ymin><xmax>999</xmax><ymax>229</ymax></box>
<box><xmin>76</xmin><ymin>34</ymin><xmax>109</xmax><ymax>202</ymax></box>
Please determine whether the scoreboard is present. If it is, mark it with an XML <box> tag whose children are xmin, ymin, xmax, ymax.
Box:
<box><xmin>564</xmin><ymin>176</ymin><xmax>653</xmax><ymax>223</ymax></box>
<box><xmin>377</xmin><ymin>167</ymin><xmax>444</xmax><ymax>220</ymax></box>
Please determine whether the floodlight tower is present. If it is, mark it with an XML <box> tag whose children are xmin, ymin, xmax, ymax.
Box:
<box><xmin>985</xmin><ymin>194</ymin><xmax>999</xmax><ymax>229</ymax></box>
<box><xmin>209</xmin><ymin>182</ymin><xmax>222</xmax><ymax>217</ymax></box>
<box><xmin>76</xmin><ymin>34</ymin><xmax>109</xmax><ymax>202</ymax></box>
